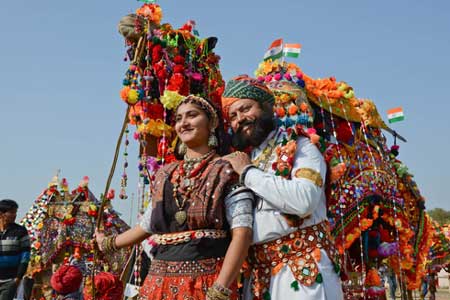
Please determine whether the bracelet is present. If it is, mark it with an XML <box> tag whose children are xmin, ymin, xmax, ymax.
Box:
<box><xmin>212</xmin><ymin>282</ymin><xmax>232</xmax><ymax>296</ymax></box>
<box><xmin>101</xmin><ymin>234</ymin><xmax>118</xmax><ymax>253</ymax></box>
<box><xmin>206</xmin><ymin>282</ymin><xmax>231</xmax><ymax>300</ymax></box>
<box><xmin>206</xmin><ymin>287</ymin><xmax>230</xmax><ymax>300</ymax></box>
<box><xmin>239</xmin><ymin>165</ymin><xmax>257</xmax><ymax>185</ymax></box>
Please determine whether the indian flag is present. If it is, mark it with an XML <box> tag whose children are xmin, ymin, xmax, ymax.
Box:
<box><xmin>387</xmin><ymin>107</ymin><xmax>405</xmax><ymax>123</ymax></box>
<box><xmin>264</xmin><ymin>39</ymin><xmax>283</xmax><ymax>61</ymax></box>
<box><xmin>283</xmin><ymin>43</ymin><xmax>301</xmax><ymax>58</ymax></box>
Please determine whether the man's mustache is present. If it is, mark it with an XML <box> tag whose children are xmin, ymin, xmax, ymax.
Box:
<box><xmin>236</xmin><ymin>120</ymin><xmax>255</xmax><ymax>134</ymax></box>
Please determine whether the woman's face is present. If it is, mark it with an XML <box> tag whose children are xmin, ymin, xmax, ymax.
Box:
<box><xmin>175</xmin><ymin>102</ymin><xmax>211</xmax><ymax>149</ymax></box>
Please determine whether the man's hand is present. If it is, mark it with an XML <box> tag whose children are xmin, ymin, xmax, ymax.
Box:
<box><xmin>14</xmin><ymin>278</ymin><xmax>21</xmax><ymax>286</ymax></box>
<box><xmin>223</xmin><ymin>151</ymin><xmax>251</xmax><ymax>175</ymax></box>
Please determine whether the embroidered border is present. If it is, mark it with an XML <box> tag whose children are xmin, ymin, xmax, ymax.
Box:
<box><xmin>294</xmin><ymin>168</ymin><xmax>323</xmax><ymax>187</ymax></box>
<box><xmin>148</xmin><ymin>257</ymin><xmax>222</xmax><ymax>277</ymax></box>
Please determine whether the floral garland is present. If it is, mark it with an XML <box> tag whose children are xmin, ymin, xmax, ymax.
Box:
<box><xmin>253</xmin><ymin>59</ymin><xmax>320</xmax><ymax>179</ymax></box>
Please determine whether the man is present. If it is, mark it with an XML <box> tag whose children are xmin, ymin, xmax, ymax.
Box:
<box><xmin>222</xmin><ymin>75</ymin><xmax>343</xmax><ymax>300</ymax></box>
<box><xmin>50</xmin><ymin>265</ymin><xmax>83</xmax><ymax>300</ymax></box>
<box><xmin>0</xmin><ymin>199</ymin><xmax>30</xmax><ymax>300</ymax></box>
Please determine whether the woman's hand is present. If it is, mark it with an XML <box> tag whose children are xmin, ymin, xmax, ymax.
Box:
<box><xmin>94</xmin><ymin>229</ymin><xmax>106</xmax><ymax>251</ymax></box>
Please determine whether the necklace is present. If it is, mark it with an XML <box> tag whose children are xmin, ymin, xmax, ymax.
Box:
<box><xmin>183</xmin><ymin>149</ymin><xmax>215</xmax><ymax>175</ymax></box>
<box><xmin>172</xmin><ymin>150</ymin><xmax>216</xmax><ymax>225</ymax></box>
<box><xmin>252</xmin><ymin>132</ymin><xmax>280</xmax><ymax>171</ymax></box>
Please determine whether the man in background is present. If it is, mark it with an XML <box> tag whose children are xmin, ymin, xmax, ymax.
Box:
<box><xmin>0</xmin><ymin>199</ymin><xmax>30</xmax><ymax>300</ymax></box>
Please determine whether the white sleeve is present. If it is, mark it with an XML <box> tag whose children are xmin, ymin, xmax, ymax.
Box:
<box><xmin>244</xmin><ymin>137</ymin><xmax>326</xmax><ymax>217</ymax></box>
<box><xmin>138</xmin><ymin>204</ymin><xmax>153</xmax><ymax>234</ymax></box>
<box><xmin>224</xmin><ymin>186</ymin><xmax>254</xmax><ymax>229</ymax></box>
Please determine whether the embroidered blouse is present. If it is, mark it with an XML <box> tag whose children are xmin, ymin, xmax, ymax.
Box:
<box><xmin>139</xmin><ymin>159</ymin><xmax>253</xmax><ymax>234</ymax></box>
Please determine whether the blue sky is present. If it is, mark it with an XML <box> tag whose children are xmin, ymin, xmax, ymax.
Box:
<box><xmin>1</xmin><ymin>0</ymin><xmax>449</xmax><ymax>224</ymax></box>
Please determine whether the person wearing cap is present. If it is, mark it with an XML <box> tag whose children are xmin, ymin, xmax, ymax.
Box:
<box><xmin>83</xmin><ymin>272</ymin><xmax>123</xmax><ymax>300</ymax></box>
<box><xmin>50</xmin><ymin>265</ymin><xmax>83</xmax><ymax>300</ymax></box>
<box><xmin>0</xmin><ymin>199</ymin><xmax>30</xmax><ymax>300</ymax></box>
<box><xmin>222</xmin><ymin>75</ymin><xmax>343</xmax><ymax>300</ymax></box>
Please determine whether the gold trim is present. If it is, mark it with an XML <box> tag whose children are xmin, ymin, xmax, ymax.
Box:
<box><xmin>294</xmin><ymin>168</ymin><xmax>323</xmax><ymax>187</ymax></box>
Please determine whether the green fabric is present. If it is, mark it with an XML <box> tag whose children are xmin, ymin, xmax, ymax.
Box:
<box><xmin>223</xmin><ymin>75</ymin><xmax>274</xmax><ymax>106</ymax></box>
<box><xmin>290</xmin><ymin>280</ymin><xmax>300</xmax><ymax>291</ymax></box>
<box><xmin>315</xmin><ymin>273</ymin><xmax>323</xmax><ymax>283</ymax></box>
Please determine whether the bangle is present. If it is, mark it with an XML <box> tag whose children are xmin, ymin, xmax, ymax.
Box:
<box><xmin>206</xmin><ymin>283</ymin><xmax>231</xmax><ymax>300</ymax></box>
<box><xmin>212</xmin><ymin>282</ymin><xmax>232</xmax><ymax>296</ymax></box>
<box><xmin>239</xmin><ymin>165</ymin><xmax>257</xmax><ymax>185</ymax></box>
<box><xmin>101</xmin><ymin>234</ymin><xmax>118</xmax><ymax>253</ymax></box>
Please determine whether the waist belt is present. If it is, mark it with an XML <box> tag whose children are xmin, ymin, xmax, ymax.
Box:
<box><xmin>248</xmin><ymin>220</ymin><xmax>341</xmax><ymax>300</ymax></box>
<box><xmin>152</xmin><ymin>229</ymin><xmax>228</xmax><ymax>246</ymax></box>
<box><xmin>148</xmin><ymin>257</ymin><xmax>222</xmax><ymax>277</ymax></box>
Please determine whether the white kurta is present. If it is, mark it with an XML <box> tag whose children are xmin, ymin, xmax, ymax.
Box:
<box><xmin>243</xmin><ymin>129</ymin><xmax>343</xmax><ymax>300</ymax></box>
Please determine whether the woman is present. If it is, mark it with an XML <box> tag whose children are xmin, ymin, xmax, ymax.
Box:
<box><xmin>96</xmin><ymin>95</ymin><xmax>254</xmax><ymax>300</ymax></box>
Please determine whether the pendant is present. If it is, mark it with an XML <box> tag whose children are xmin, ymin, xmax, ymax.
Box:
<box><xmin>183</xmin><ymin>178</ymin><xmax>191</xmax><ymax>187</ymax></box>
<box><xmin>175</xmin><ymin>210</ymin><xmax>187</xmax><ymax>225</ymax></box>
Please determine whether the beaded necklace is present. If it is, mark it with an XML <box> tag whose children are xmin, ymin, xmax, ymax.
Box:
<box><xmin>171</xmin><ymin>150</ymin><xmax>216</xmax><ymax>225</ymax></box>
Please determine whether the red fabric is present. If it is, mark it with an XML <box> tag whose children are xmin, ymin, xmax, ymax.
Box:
<box><xmin>84</xmin><ymin>272</ymin><xmax>123</xmax><ymax>300</ymax></box>
<box><xmin>140</xmin><ymin>271</ymin><xmax>238</xmax><ymax>300</ymax></box>
<box><xmin>50</xmin><ymin>265</ymin><xmax>83</xmax><ymax>294</ymax></box>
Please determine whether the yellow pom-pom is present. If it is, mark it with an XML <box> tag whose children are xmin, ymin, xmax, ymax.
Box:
<box><xmin>127</xmin><ymin>89</ymin><xmax>139</xmax><ymax>104</ymax></box>
<box><xmin>160</xmin><ymin>90</ymin><xmax>183</xmax><ymax>110</ymax></box>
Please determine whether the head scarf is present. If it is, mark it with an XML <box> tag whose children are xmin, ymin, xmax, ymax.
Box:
<box><xmin>83</xmin><ymin>272</ymin><xmax>123</xmax><ymax>300</ymax></box>
<box><xmin>50</xmin><ymin>265</ymin><xmax>83</xmax><ymax>295</ymax></box>
<box><xmin>221</xmin><ymin>75</ymin><xmax>275</xmax><ymax>119</ymax></box>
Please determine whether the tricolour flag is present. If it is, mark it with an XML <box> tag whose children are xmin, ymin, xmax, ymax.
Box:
<box><xmin>264</xmin><ymin>39</ymin><xmax>283</xmax><ymax>61</ymax></box>
<box><xmin>283</xmin><ymin>43</ymin><xmax>301</xmax><ymax>58</ymax></box>
<box><xmin>387</xmin><ymin>107</ymin><xmax>405</xmax><ymax>123</ymax></box>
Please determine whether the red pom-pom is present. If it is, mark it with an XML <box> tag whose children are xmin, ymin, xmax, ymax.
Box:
<box><xmin>173</xmin><ymin>55</ymin><xmax>185</xmax><ymax>65</ymax></box>
<box><xmin>173</xmin><ymin>65</ymin><xmax>184</xmax><ymax>73</ymax></box>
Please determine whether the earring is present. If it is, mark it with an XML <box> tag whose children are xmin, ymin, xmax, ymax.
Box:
<box><xmin>208</xmin><ymin>134</ymin><xmax>218</xmax><ymax>148</ymax></box>
<box><xmin>178</xmin><ymin>142</ymin><xmax>187</xmax><ymax>155</ymax></box>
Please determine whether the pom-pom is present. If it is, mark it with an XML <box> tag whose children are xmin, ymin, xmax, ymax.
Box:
<box><xmin>191</xmin><ymin>72</ymin><xmax>203</xmax><ymax>81</ymax></box>
<box><xmin>160</xmin><ymin>90</ymin><xmax>183</xmax><ymax>109</ymax></box>
<box><xmin>120</xmin><ymin>86</ymin><xmax>130</xmax><ymax>101</ymax></box>
<box><xmin>106</xmin><ymin>189</ymin><xmax>115</xmax><ymax>200</ymax></box>
<box><xmin>287</xmin><ymin>104</ymin><xmax>298</xmax><ymax>115</ymax></box>
<box><xmin>127</xmin><ymin>89</ymin><xmax>139</xmax><ymax>104</ymax></box>
<box><xmin>284</xmin><ymin>73</ymin><xmax>292</xmax><ymax>81</ymax></box>
<box><xmin>275</xmin><ymin>107</ymin><xmax>286</xmax><ymax>118</ymax></box>
<box><xmin>377</xmin><ymin>242</ymin><xmax>399</xmax><ymax>257</ymax></box>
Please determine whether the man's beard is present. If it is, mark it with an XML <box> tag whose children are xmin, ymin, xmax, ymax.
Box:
<box><xmin>231</xmin><ymin>110</ymin><xmax>275</xmax><ymax>150</ymax></box>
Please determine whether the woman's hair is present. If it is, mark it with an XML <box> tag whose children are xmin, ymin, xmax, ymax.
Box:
<box><xmin>174</xmin><ymin>95</ymin><xmax>231</xmax><ymax>159</ymax></box>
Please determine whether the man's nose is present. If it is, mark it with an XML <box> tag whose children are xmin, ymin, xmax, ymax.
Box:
<box><xmin>236</xmin><ymin>112</ymin><xmax>246</xmax><ymax>124</ymax></box>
